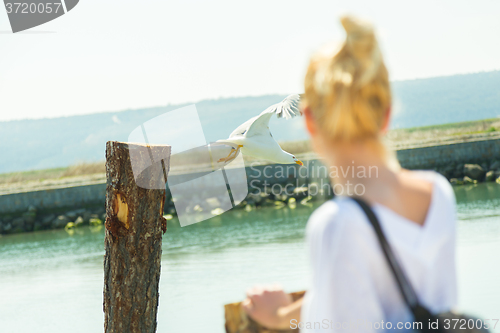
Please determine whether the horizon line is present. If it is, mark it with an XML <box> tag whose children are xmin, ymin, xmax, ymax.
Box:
<box><xmin>1</xmin><ymin>69</ymin><xmax>499</xmax><ymax>123</ymax></box>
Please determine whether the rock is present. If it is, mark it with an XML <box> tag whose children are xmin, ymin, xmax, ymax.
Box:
<box><xmin>245</xmin><ymin>198</ymin><xmax>255</xmax><ymax>206</ymax></box>
<box><xmin>308</xmin><ymin>183</ymin><xmax>319</xmax><ymax>196</ymax></box>
<box><xmin>66</xmin><ymin>208</ymin><xmax>90</xmax><ymax>220</ymax></box>
<box><xmin>439</xmin><ymin>166</ymin><xmax>453</xmax><ymax>179</ymax></box>
<box><xmin>52</xmin><ymin>215</ymin><xmax>70</xmax><ymax>229</ymax></box>
<box><xmin>485</xmin><ymin>170</ymin><xmax>496</xmax><ymax>182</ymax></box>
<box><xmin>463</xmin><ymin>176</ymin><xmax>476</xmax><ymax>184</ymax></box>
<box><xmin>274</xmin><ymin>201</ymin><xmax>286</xmax><ymax>209</ymax></box>
<box><xmin>206</xmin><ymin>197</ymin><xmax>221</xmax><ymax>208</ymax></box>
<box><xmin>64</xmin><ymin>222</ymin><xmax>75</xmax><ymax>231</ymax></box>
<box><xmin>22</xmin><ymin>212</ymin><xmax>36</xmax><ymax>231</ymax></box>
<box><xmin>263</xmin><ymin>186</ymin><xmax>274</xmax><ymax>195</ymax></box>
<box><xmin>247</xmin><ymin>193</ymin><xmax>262</xmax><ymax>204</ymax></box>
<box><xmin>211</xmin><ymin>208</ymin><xmax>224</xmax><ymax>215</ymax></box>
<box><xmin>82</xmin><ymin>211</ymin><xmax>93</xmax><ymax>224</ymax></box>
<box><xmin>12</xmin><ymin>217</ymin><xmax>26</xmax><ymax>232</ymax></box>
<box><xmin>463</xmin><ymin>164</ymin><xmax>485</xmax><ymax>181</ymax></box>
<box><xmin>259</xmin><ymin>198</ymin><xmax>274</xmax><ymax>206</ymax></box>
<box><xmin>293</xmin><ymin>186</ymin><xmax>308</xmax><ymax>195</ymax></box>
<box><xmin>74</xmin><ymin>208</ymin><xmax>87</xmax><ymax>215</ymax></box>
<box><xmin>33</xmin><ymin>221</ymin><xmax>43</xmax><ymax>231</ymax></box>
<box><xmin>89</xmin><ymin>218</ymin><xmax>102</xmax><ymax>226</ymax></box>
<box><xmin>444</xmin><ymin>165</ymin><xmax>455</xmax><ymax>174</ymax></box>
<box><xmin>3</xmin><ymin>223</ymin><xmax>12</xmax><ymax>233</ymax></box>
<box><xmin>481</xmin><ymin>162</ymin><xmax>489</xmax><ymax>171</ymax></box>
<box><xmin>42</xmin><ymin>214</ymin><xmax>56</xmax><ymax>228</ymax></box>
<box><xmin>490</xmin><ymin>160</ymin><xmax>500</xmax><ymax>171</ymax></box>
<box><xmin>24</xmin><ymin>221</ymin><xmax>35</xmax><ymax>232</ymax></box>
<box><xmin>163</xmin><ymin>201</ymin><xmax>172</xmax><ymax>213</ymax></box>
<box><xmin>275</xmin><ymin>194</ymin><xmax>288</xmax><ymax>202</ymax></box>
<box><xmin>74</xmin><ymin>216</ymin><xmax>85</xmax><ymax>227</ymax></box>
<box><xmin>22</xmin><ymin>211</ymin><xmax>36</xmax><ymax>224</ymax></box>
<box><xmin>450</xmin><ymin>178</ymin><xmax>459</xmax><ymax>185</ymax></box>
<box><xmin>300</xmin><ymin>195</ymin><xmax>313</xmax><ymax>206</ymax></box>
<box><xmin>65</xmin><ymin>211</ymin><xmax>79</xmax><ymax>220</ymax></box>
<box><xmin>450</xmin><ymin>164</ymin><xmax>464</xmax><ymax>178</ymax></box>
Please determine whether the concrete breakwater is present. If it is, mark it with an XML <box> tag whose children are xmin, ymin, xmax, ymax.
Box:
<box><xmin>396</xmin><ymin>135</ymin><xmax>500</xmax><ymax>174</ymax></box>
<box><xmin>1</xmin><ymin>136</ymin><xmax>500</xmax><ymax>235</ymax></box>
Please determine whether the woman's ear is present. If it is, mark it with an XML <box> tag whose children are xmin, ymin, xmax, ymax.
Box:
<box><xmin>381</xmin><ymin>106</ymin><xmax>391</xmax><ymax>134</ymax></box>
<box><xmin>303</xmin><ymin>105</ymin><xmax>317</xmax><ymax>137</ymax></box>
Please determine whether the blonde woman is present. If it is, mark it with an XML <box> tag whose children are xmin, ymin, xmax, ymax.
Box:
<box><xmin>242</xmin><ymin>16</ymin><xmax>457</xmax><ymax>331</ymax></box>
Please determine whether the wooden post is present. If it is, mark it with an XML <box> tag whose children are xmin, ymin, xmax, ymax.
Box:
<box><xmin>224</xmin><ymin>291</ymin><xmax>305</xmax><ymax>333</ymax></box>
<box><xmin>104</xmin><ymin>141</ymin><xmax>171</xmax><ymax>333</ymax></box>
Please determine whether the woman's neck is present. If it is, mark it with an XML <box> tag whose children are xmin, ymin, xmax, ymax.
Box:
<box><xmin>319</xmin><ymin>142</ymin><xmax>399</xmax><ymax>197</ymax></box>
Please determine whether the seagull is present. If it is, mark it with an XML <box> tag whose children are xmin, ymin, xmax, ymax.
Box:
<box><xmin>216</xmin><ymin>94</ymin><xmax>304</xmax><ymax>166</ymax></box>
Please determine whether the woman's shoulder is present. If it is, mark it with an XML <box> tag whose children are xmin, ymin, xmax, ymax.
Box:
<box><xmin>305</xmin><ymin>198</ymin><xmax>383</xmax><ymax>266</ymax></box>
<box><xmin>306</xmin><ymin>197</ymin><xmax>372</xmax><ymax>238</ymax></box>
<box><xmin>405</xmin><ymin>169</ymin><xmax>456</xmax><ymax>205</ymax></box>
<box><xmin>306</xmin><ymin>170</ymin><xmax>455</xmax><ymax>236</ymax></box>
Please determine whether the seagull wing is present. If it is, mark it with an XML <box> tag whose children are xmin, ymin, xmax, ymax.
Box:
<box><xmin>228</xmin><ymin>116</ymin><xmax>257</xmax><ymax>138</ymax></box>
<box><xmin>244</xmin><ymin>94</ymin><xmax>301</xmax><ymax>138</ymax></box>
<box><xmin>268</xmin><ymin>94</ymin><xmax>301</xmax><ymax>120</ymax></box>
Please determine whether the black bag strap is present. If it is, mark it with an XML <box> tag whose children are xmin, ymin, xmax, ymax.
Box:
<box><xmin>351</xmin><ymin>197</ymin><xmax>424</xmax><ymax>313</ymax></box>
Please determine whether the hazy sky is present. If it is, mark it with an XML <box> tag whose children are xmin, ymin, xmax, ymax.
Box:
<box><xmin>1</xmin><ymin>0</ymin><xmax>499</xmax><ymax>121</ymax></box>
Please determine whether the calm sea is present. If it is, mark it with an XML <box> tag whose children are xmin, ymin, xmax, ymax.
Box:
<box><xmin>0</xmin><ymin>183</ymin><xmax>499</xmax><ymax>332</ymax></box>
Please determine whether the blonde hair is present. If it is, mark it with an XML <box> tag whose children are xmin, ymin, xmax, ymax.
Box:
<box><xmin>304</xmin><ymin>16</ymin><xmax>397</xmax><ymax>166</ymax></box>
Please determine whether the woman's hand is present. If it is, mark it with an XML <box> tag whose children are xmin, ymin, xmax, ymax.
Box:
<box><xmin>242</xmin><ymin>284</ymin><xmax>293</xmax><ymax>330</ymax></box>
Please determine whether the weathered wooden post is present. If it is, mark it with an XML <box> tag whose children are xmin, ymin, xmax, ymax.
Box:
<box><xmin>104</xmin><ymin>141</ymin><xmax>171</xmax><ymax>333</ymax></box>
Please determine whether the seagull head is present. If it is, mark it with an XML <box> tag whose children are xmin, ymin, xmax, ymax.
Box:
<box><xmin>275</xmin><ymin>151</ymin><xmax>303</xmax><ymax>166</ymax></box>
<box><xmin>290</xmin><ymin>154</ymin><xmax>303</xmax><ymax>166</ymax></box>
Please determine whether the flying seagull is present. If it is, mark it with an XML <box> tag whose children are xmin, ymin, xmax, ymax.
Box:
<box><xmin>216</xmin><ymin>94</ymin><xmax>303</xmax><ymax>166</ymax></box>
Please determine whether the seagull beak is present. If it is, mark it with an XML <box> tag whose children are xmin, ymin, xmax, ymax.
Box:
<box><xmin>296</xmin><ymin>160</ymin><xmax>303</xmax><ymax>166</ymax></box>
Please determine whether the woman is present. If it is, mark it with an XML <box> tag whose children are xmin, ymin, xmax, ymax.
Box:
<box><xmin>242</xmin><ymin>16</ymin><xmax>457</xmax><ymax>331</ymax></box>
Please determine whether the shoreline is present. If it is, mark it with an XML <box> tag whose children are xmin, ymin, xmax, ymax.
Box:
<box><xmin>1</xmin><ymin>134</ymin><xmax>500</xmax><ymax>235</ymax></box>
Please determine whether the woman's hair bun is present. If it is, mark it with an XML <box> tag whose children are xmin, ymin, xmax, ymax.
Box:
<box><xmin>303</xmin><ymin>15</ymin><xmax>392</xmax><ymax>145</ymax></box>
<box><xmin>340</xmin><ymin>15</ymin><xmax>381</xmax><ymax>87</ymax></box>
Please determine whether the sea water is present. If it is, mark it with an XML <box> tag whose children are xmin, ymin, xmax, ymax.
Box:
<box><xmin>0</xmin><ymin>183</ymin><xmax>499</xmax><ymax>333</ymax></box>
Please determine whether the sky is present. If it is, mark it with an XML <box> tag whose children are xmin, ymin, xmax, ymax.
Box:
<box><xmin>0</xmin><ymin>0</ymin><xmax>499</xmax><ymax>122</ymax></box>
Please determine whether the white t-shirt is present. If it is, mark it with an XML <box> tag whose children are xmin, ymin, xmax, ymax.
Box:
<box><xmin>300</xmin><ymin>171</ymin><xmax>457</xmax><ymax>332</ymax></box>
